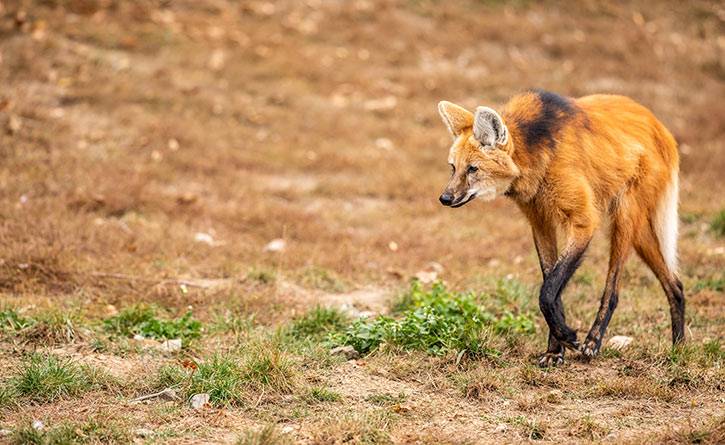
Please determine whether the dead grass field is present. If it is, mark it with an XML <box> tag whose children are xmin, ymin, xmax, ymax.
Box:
<box><xmin>0</xmin><ymin>0</ymin><xmax>723</xmax><ymax>443</ymax></box>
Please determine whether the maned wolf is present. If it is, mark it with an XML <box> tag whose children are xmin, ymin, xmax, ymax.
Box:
<box><xmin>437</xmin><ymin>89</ymin><xmax>684</xmax><ymax>367</ymax></box>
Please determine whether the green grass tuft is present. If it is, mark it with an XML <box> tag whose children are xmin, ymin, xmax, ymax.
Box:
<box><xmin>242</xmin><ymin>344</ymin><xmax>296</xmax><ymax>393</ymax></box>
<box><xmin>155</xmin><ymin>342</ymin><xmax>297</xmax><ymax>407</ymax></box>
<box><xmin>237</xmin><ymin>424</ymin><xmax>293</xmax><ymax>445</ymax></box>
<box><xmin>246</xmin><ymin>267</ymin><xmax>277</xmax><ymax>285</ymax></box>
<box><xmin>490</xmin><ymin>277</ymin><xmax>534</xmax><ymax>312</ymax></box>
<box><xmin>187</xmin><ymin>354</ymin><xmax>245</xmax><ymax>406</ymax></box>
<box><xmin>289</xmin><ymin>306</ymin><xmax>349</xmax><ymax>339</ymax></box>
<box><xmin>703</xmin><ymin>339</ymin><xmax>724</xmax><ymax>364</ymax></box>
<box><xmin>506</xmin><ymin>415</ymin><xmax>547</xmax><ymax>441</ymax></box>
<box><xmin>365</xmin><ymin>392</ymin><xmax>407</xmax><ymax>406</ymax></box>
<box><xmin>21</xmin><ymin>310</ymin><xmax>82</xmax><ymax>345</ymax></box>
<box><xmin>4</xmin><ymin>354</ymin><xmax>100</xmax><ymax>405</ymax></box>
<box><xmin>710</xmin><ymin>209</ymin><xmax>725</xmax><ymax>237</ymax></box>
<box><xmin>299</xmin><ymin>266</ymin><xmax>347</xmax><ymax>292</ymax></box>
<box><xmin>9</xmin><ymin>424</ymin><xmax>43</xmax><ymax>445</ymax></box>
<box><xmin>152</xmin><ymin>363</ymin><xmax>189</xmax><ymax>390</ymax></box>
<box><xmin>693</xmin><ymin>275</ymin><xmax>724</xmax><ymax>293</ymax></box>
<box><xmin>210</xmin><ymin>310</ymin><xmax>255</xmax><ymax>336</ymax></box>
<box><xmin>305</xmin><ymin>386</ymin><xmax>342</xmax><ymax>403</ymax></box>
<box><xmin>10</xmin><ymin>417</ymin><xmax>130</xmax><ymax>445</ymax></box>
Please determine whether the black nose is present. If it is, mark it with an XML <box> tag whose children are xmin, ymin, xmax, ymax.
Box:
<box><xmin>439</xmin><ymin>192</ymin><xmax>454</xmax><ymax>206</ymax></box>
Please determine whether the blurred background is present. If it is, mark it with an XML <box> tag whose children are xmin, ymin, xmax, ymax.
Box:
<box><xmin>1</xmin><ymin>0</ymin><xmax>723</xmax><ymax>314</ymax></box>
<box><xmin>0</xmin><ymin>0</ymin><xmax>723</xmax><ymax>442</ymax></box>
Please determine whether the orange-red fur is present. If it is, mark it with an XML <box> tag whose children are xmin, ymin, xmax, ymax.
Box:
<box><xmin>438</xmin><ymin>90</ymin><xmax>683</xmax><ymax>365</ymax></box>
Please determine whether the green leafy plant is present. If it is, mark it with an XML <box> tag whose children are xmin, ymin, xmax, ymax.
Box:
<box><xmin>0</xmin><ymin>308</ymin><xmax>34</xmax><ymax>331</ymax></box>
<box><xmin>103</xmin><ymin>304</ymin><xmax>201</xmax><ymax>344</ymax></box>
<box><xmin>332</xmin><ymin>316</ymin><xmax>394</xmax><ymax>355</ymax></box>
<box><xmin>332</xmin><ymin>281</ymin><xmax>533</xmax><ymax>358</ymax></box>
<box><xmin>494</xmin><ymin>312</ymin><xmax>536</xmax><ymax>335</ymax></box>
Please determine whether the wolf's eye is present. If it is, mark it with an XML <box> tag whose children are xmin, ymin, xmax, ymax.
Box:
<box><xmin>467</xmin><ymin>165</ymin><xmax>479</xmax><ymax>174</ymax></box>
<box><xmin>449</xmin><ymin>163</ymin><xmax>455</xmax><ymax>174</ymax></box>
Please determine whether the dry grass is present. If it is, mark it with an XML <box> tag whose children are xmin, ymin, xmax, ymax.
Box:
<box><xmin>0</xmin><ymin>0</ymin><xmax>723</xmax><ymax>443</ymax></box>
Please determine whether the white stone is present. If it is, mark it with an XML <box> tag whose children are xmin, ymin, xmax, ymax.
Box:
<box><xmin>607</xmin><ymin>335</ymin><xmax>634</xmax><ymax>351</ymax></box>
<box><xmin>330</xmin><ymin>345</ymin><xmax>360</xmax><ymax>360</ymax></box>
<box><xmin>264</xmin><ymin>238</ymin><xmax>286</xmax><ymax>252</ymax></box>
<box><xmin>414</xmin><ymin>270</ymin><xmax>437</xmax><ymax>284</ymax></box>
<box><xmin>160</xmin><ymin>339</ymin><xmax>182</xmax><ymax>352</ymax></box>
<box><xmin>190</xmin><ymin>393</ymin><xmax>210</xmax><ymax>409</ymax></box>
<box><xmin>414</xmin><ymin>261</ymin><xmax>444</xmax><ymax>283</ymax></box>
<box><xmin>375</xmin><ymin>138</ymin><xmax>393</xmax><ymax>150</ymax></box>
<box><xmin>135</xmin><ymin>428</ymin><xmax>154</xmax><ymax>438</ymax></box>
<box><xmin>194</xmin><ymin>232</ymin><xmax>215</xmax><ymax>246</ymax></box>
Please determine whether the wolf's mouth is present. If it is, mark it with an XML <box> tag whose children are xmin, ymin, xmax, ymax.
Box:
<box><xmin>450</xmin><ymin>193</ymin><xmax>476</xmax><ymax>208</ymax></box>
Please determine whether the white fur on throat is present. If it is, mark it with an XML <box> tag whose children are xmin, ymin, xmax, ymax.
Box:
<box><xmin>655</xmin><ymin>170</ymin><xmax>679</xmax><ymax>273</ymax></box>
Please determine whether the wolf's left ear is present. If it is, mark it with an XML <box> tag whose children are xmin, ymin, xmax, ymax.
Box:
<box><xmin>473</xmin><ymin>107</ymin><xmax>508</xmax><ymax>147</ymax></box>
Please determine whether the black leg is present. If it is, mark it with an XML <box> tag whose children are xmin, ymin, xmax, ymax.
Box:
<box><xmin>669</xmin><ymin>278</ymin><xmax>685</xmax><ymax>344</ymax></box>
<box><xmin>582</xmin><ymin>291</ymin><xmax>619</xmax><ymax>357</ymax></box>
<box><xmin>583</xmin><ymin>264</ymin><xmax>622</xmax><ymax>358</ymax></box>
<box><xmin>634</xmin><ymin>228</ymin><xmax>686</xmax><ymax>347</ymax></box>
<box><xmin>538</xmin><ymin>330</ymin><xmax>565</xmax><ymax>367</ymax></box>
<box><xmin>538</xmin><ymin>243</ymin><xmax>589</xmax><ymax>352</ymax></box>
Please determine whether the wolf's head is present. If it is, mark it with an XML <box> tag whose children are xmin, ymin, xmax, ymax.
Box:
<box><xmin>437</xmin><ymin>101</ymin><xmax>520</xmax><ymax>208</ymax></box>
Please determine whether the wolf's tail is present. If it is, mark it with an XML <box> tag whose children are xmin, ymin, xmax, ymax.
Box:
<box><xmin>654</xmin><ymin>169</ymin><xmax>679</xmax><ymax>273</ymax></box>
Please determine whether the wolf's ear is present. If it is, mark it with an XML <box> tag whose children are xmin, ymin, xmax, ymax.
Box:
<box><xmin>438</xmin><ymin>101</ymin><xmax>473</xmax><ymax>138</ymax></box>
<box><xmin>473</xmin><ymin>106</ymin><xmax>508</xmax><ymax>147</ymax></box>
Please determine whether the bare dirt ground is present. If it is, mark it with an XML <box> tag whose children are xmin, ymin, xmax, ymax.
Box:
<box><xmin>0</xmin><ymin>0</ymin><xmax>723</xmax><ymax>443</ymax></box>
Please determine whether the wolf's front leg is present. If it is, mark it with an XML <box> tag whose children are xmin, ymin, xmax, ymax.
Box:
<box><xmin>537</xmin><ymin>234</ymin><xmax>593</xmax><ymax>366</ymax></box>
<box><xmin>538</xmin><ymin>331</ymin><xmax>565</xmax><ymax>367</ymax></box>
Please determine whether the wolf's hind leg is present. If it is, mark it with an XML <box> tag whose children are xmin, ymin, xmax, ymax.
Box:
<box><xmin>583</xmin><ymin>208</ymin><xmax>633</xmax><ymax>358</ymax></box>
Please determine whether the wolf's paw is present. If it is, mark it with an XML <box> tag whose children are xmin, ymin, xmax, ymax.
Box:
<box><xmin>538</xmin><ymin>351</ymin><xmax>565</xmax><ymax>368</ymax></box>
<box><xmin>561</xmin><ymin>338</ymin><xmax>581</xmax><ymax>353</ymax></box>
<box><xmin>580</xmin><ymin>338</ymin><xmax>601</xmax><ymax>359</ymax></box>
